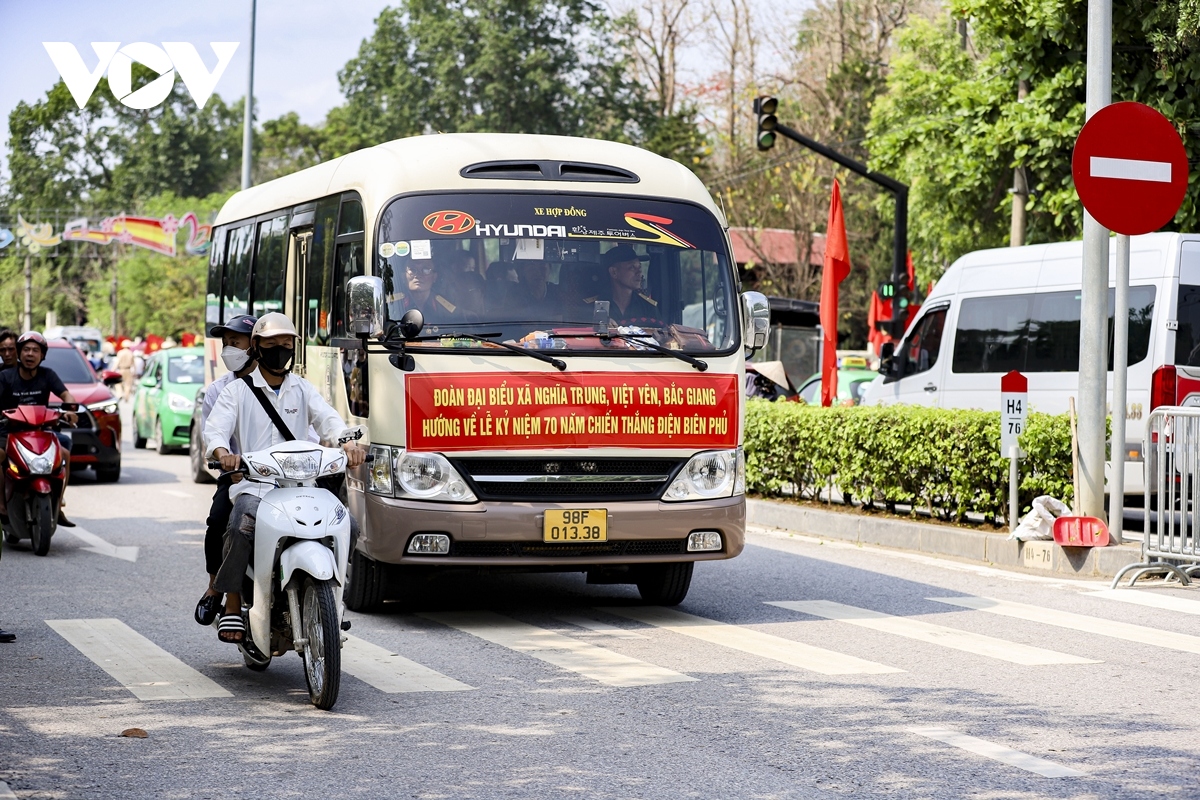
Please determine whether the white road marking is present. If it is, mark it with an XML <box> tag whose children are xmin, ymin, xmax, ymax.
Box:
<box><xmin>0</xmin><ymin>780</ymin><xmax>16</xmax><ymax>800</ymax></box>
<box><xmin>554</xmin><ymin>614</ymin><xmax>648</xmax><ymax>639</ymax></box>
<box><xmin>420</xmin><ymin>611</ymin><xmax>694</xmax><ymax>687</ymax></box>
<box><xmin>746</xmin><ymin>525</ymin><xmax>1100</xmax><ymax>588</ymax></box>
<box><xmin>600</xmin><ymin>606</ymin><xmax>902</xmax><ymax>675</ymax></box>
<box><xmin>767</xmin><ymin>600</ymin><xmax>1099</xmax><ymax>666</ymax></box>
<box><xmin>1090</xmin><ymin>155</ymin><xmax>1172</xmax><ymax>183</ymax></box>
<box><xmin>66</xmin><ymin>525</ymin><xmax>138</xmax><ymax>562</ymax></box>
<box><xmin>910</xmin><ymin>726</ymin><xmax>1085</xmax><ymax>777</ymax></box>
<box><xmin>930</xmin><ymin>596</ymin><xmax>1200</xmax><ymax>655</ymax></box>
<box><xmin>1086</xmin><ymin>588</ymin><xmax>1200</xmax><ymax>616</ymax></box>
<box><xmin>46</xmin><ymin>619</ymin><xmax>231</xmax><ymax>701</ymax></box>
<box><xmin>162</xmin><ymin>490</ymin><xmax>193</xmax><ymax>499</ymax></box>
<box><xmin>341</xmin><ymin>634</ymin><xmax>473</xmax><ymax>693</ymax></box>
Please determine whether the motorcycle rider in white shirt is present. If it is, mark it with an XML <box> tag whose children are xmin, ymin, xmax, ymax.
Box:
<box><xmin>203</xmin><ymin>313</ymin><xmax>366</xmax><ymax>644</ymax></box>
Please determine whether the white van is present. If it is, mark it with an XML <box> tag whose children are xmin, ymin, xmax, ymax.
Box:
<box><xmin>862</xmin><ymin>232</ymin><xmax>1200</xmax><ymax>495</ymax></box>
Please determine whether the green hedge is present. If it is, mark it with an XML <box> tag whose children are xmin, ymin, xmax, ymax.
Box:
<box><xmin>744</xmin><ymin>401</ymin><xmax>1076</xmax><ymax>523</ymax></box>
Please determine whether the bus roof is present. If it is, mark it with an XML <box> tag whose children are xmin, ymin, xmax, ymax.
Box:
<box><xmin>215</xmin><ymin>133</ymin><xmax>722</xmax><ymax>230</ymax></box>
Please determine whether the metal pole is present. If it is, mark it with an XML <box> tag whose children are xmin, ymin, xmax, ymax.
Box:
<box><xmin>1077</xmin><ymin>0</ymin><xmax>1112</xmax><ymax>521</ymax></box>
<box><xmin>1009</xmin><ymin>445</ymin><xmax>1020</xmax><ymax>532</ymax></box>
<box><xmin>240</xmin><ymin>0</ymin><xmax>257</xmax><ymax>190</ymax></box>
<box><xmin>1010</xmin><ymin>81</ymin><xmax>1030</xmax><ymax>247</ymax></box>
<box><xmin>23</xmin><ymin>254</ymin><xmax>32</xmax><ymax>332</ymax></box>
<box><xmin>1110</xmin><ymin>233</ymin><xmax>1129</xmax><ymax>544</ymax></box>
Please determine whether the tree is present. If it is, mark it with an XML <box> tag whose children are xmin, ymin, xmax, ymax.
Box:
<box><xmin>868</xmin><ymin>0</ymin><xmax>1200</xmax><ymax>281</ymax></box>
<box><xmin>326</xmin><ymin>0</ymin><xmax>704</xmax><ymax>166</ymax></box>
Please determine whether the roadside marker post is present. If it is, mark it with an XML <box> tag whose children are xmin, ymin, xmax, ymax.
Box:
<box><xmin>1072</xmin><ymin>101</ymin><xmax>1189</xmax><ymax>544</ymax></box>
<box><xmin>1001</xmin><ymin>370</ymin><xmax>1028</xmax><ymax>532</ymax></box>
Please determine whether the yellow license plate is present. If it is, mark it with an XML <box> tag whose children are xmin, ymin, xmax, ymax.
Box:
<box><xmin>543</xmin><ymin>509</ymin><xmax>607</xmax><ymax>543</ymax></box>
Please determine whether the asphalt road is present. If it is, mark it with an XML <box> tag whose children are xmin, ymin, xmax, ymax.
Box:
<box><xmin>2</xmin><ymin>409</ymin><xmax>1199</xmax><ymax>799</ymax></box>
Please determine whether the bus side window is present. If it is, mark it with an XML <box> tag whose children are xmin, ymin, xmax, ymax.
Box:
<box><xmin>333</xmin><ymin>241</ymin><xmax>364</xmax><ymax>337</ymax></box>
<box><xmin>206</xmin><ymin>227</ymin><xmax>226</xmax><ymax>327</ymax></box>
<box><xmin>333</xmin><ymin>197</ymin><xmax>365</xmax><ymax>338</ymax></box>
<box><xmin>252</xmin><ymin>215</ymin><xmax>288</xmax><ymax>316</ymax></box>
<box><xmin>223</xmin><ymin>224</ymin><xmax>254</xmax><ymax>318</ymax></box>
<box><xmin>305</xmin><ymin>198</ymin><xmax>340</xmax><ymax>345</ymax></box>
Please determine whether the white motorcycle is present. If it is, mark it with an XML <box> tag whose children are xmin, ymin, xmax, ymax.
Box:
<box><xmin>211</xmin><ymin>436</ymin><xmax>363</xmax><ymax>710</ymax></box>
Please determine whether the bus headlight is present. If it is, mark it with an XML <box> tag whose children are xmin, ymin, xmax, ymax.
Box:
<box><xmin>396</xmin><ymin>451</ymin><xmax>476</xmax><ymax>502</ymax></box>
<box><xmin>367</xmin><ymin>445</ymin><xmax>393</xmax><ymax>494</ymax></box>
<box><xmin>367</xmin><ymin>447</ymin><xmax>476</xmax><ymax>503</ymax></box>
<box><xmin>663</xmin><ymin>449</ymin><xmax>744</xmax><ymax>502</ymax></box>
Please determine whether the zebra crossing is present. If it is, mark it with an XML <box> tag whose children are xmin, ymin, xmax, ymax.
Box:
<box><xmin>41</xmin><ymin>590</ymin><xmax>1200</xmax><ymax>704</ymax></box>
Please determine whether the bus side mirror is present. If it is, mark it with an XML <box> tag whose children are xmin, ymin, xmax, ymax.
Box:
<box><xmin>347</xmin><ymin>275</ymin><xmax>385</xmax><ymax>338</ymax></box>
<box><xmin>879</xmin><ymin>342</ymin><xmax>894</xmax><ymax>364</ymax></box>
<box><xmin>399</xmin><ymin>309</ymin><xmax>424</xmax><ymax>340</ymax></box>
<box><xmin>741</xmin><ymin>291</ymin><xmax>769</xmax><ymax>354</ymax></box>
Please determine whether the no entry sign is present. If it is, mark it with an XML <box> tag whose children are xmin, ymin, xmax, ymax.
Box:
<box><xmin>1072</xmin><ymin>102</ymin><xmax>1189</xmax><ymax>236</ymax></box>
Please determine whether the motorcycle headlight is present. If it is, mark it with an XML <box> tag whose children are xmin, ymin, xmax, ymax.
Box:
<box><xmin>392</xmin><ymin>449</ymin><xmax>476</xmax><ymax>503</ymax></box>
<box><xmin>272</xmin><ymin>450</ymin><xmax>321</xmax><ymax>480</ymax></box>
<box><xmin>663</xmin><ymin>449</ymin><xmax>743</xmax><ymax>502</ymax></box>
<box><xmin>14</xmin><ymin>440</ymin><xmax>54</xmax><ymax>475</ymax></box>
<box><xmin>167</xmin><ymin>393</ymin><xmax>194</xmax><ymax>412</ymax></box>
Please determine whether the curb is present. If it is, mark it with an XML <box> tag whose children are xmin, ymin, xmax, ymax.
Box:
<box><xmin>747</xmin><ymin>498</ymin><xmax>1144</xmax><ymax>580</ymax></box>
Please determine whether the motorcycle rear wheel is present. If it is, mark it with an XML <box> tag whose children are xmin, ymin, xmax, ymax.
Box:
<box><xmin>30</xmin><ymin>494</ymin><xmax>53</xmax><ymax>557</ymax></box>
<box><xmin>300</xmin><ymin>575</ymin><xmax>341</xmax><ymax>710</ymax></box>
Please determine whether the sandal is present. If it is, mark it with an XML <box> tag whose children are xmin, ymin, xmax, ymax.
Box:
<box><xmin>217</xmin><ymin>613</ymin><xmax>245</xmax><ymax>644</ymax></box>
<box><xmin>194</xmin><ymin>592</ymin><xmax>223</xmax><ymax>626</ymax></box>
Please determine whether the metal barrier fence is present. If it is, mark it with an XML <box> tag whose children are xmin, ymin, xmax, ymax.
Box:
<box><xmin>1113</xmin><ymin>406</ymin><xmax>1200</xmax><ymax>588</ymax></box>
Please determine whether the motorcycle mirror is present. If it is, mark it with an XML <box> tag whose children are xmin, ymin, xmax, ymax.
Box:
<box><xmin>399</xmin><ymin>309</ymin><xmax>424</xmax><ymax>340</ymax></box>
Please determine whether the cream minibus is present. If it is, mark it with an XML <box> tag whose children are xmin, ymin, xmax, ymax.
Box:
<box><xmin>862</xmin><ymin>232</ymin><xmax>1200</xmax><ymax>496</ymax></box>
<box><xmin>203</xmin><ymin>133</ymin><xmax>768</xmax><ymax>608</ymax></box>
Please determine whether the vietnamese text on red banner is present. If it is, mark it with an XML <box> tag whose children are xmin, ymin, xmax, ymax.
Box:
<box><xmin>405</xmin><ymin>372</ymin><xmax>739</xmax><ymax>451</ymax></box>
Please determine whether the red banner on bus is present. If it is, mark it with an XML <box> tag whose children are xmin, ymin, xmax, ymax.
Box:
<box><xmin>405</xmin><ymin>371</ymin><xmax>740</xmax><ymax>452</ymax></box>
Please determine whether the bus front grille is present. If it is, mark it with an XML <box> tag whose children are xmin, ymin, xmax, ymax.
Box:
<box><xmin>452</xmin><ymin>457</ymin><xmax>685</xmax><ymax>502</ymax></box>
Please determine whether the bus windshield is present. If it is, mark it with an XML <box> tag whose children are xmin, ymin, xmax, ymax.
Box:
<box><xmin>376</xmin><ymin>193</ymin><xmax>737</xmax><ymax>354</ymax></box>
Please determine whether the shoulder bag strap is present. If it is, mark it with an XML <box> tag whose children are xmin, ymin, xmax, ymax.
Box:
<box><xmin>241</xmin><ymin>374</ymin><xmax>296</xmax><ymax>442</ymax></box>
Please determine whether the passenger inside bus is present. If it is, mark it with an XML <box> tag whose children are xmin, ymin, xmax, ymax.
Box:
<box><xmin>386</xmin><ymin>261</ymin><xmax>459</xmax><ymax>324</ymax></box>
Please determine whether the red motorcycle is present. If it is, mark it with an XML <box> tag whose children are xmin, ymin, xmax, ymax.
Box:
<box><xmin>2</xmin><ymin>405</ymin><xmax>69</xmax><ymax>556</ymax></box>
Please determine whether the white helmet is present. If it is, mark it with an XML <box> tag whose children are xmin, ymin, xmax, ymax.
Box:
<box><xmin>251</xmin><ymin>312</ymin><xmax>298</xmax><ymax>340</ymax></box>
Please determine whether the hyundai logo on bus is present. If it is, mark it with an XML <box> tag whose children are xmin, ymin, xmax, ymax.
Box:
<box><xmin>42</xmin><ymin>42</ymin><xmax>240</xmax><ymax>110</ymax></box>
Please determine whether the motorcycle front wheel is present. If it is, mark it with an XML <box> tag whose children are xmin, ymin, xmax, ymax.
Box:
<box><xmin>30</xmin><ymin>494</ymin><xmax>53</xmax><ymax>557</ymax></box>
<box><xmin>300</xmin><ymin>575</ymin><xmax>341</xmax><ymax>710</ymax></box>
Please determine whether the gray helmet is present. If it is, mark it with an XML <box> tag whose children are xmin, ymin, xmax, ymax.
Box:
<box><xmin>251</xmin><ymin>312</ymin><xmax>298</xmax><ymax>341</ymax></box>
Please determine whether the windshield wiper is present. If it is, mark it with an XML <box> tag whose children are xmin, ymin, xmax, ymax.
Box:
<box><xmin>415</xmin><ymin>332</ymin><xmax>567</xmax><ymax>371</ymax></box>
<box><xmin>550</xmin><ymin>331</ymin><xmax>708</xmax><ymax>372</ymax></box>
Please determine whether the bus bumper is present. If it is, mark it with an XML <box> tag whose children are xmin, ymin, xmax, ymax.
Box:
<box><xmin>355</xmin><ymin>493</ymin><xmax>746</xmax><ymax>567</ymax></box>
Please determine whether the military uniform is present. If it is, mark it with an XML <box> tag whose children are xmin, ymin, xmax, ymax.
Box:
<box><xmin>387</xmin><ymin>291</ymin><xmax>459</xmax><ymax>326</ymax></box>
<box><xmin>582</xmin><ymin>291</ymin><xmax>661</xmax><ymax>326</ymax></box>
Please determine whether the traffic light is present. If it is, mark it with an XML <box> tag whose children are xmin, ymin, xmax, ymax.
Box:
<box><xmin>878</xmin><ymin>281</ymin><xmax>895</xmax><ymax>301</ymax></box>
<box><xmin>754</xmin><ymin>96</ymin><xmax>778</xmax><ymax>151</ymax></box>
<box><xmin>891</xmin><ymin>282</ymin><xmax>911</xmax><ymax>338</ymax></box>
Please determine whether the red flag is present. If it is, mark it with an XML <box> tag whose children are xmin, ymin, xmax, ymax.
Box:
<box><xmin>819</xmin><ymin>180</ymin><xmax>852</xmax><ymax>407</ymax></box>
<box><xmin>906</xmin><ymin>250</ymin><xmax>916</xmax><ymax>291</ymax></box>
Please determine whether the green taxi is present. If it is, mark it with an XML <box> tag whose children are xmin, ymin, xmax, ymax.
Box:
<box><xmin>796</xmin><ymin>357</ymin><xmax>879</xmax><ymax>406</ymax></box>
<box><xmin>133</xmin><ymin>347</ymin><xmax>205</xmax><ymax>454</ymax></box>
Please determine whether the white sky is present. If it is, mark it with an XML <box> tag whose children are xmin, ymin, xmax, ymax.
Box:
<box><xmin>0</xmin><ymin>0</ymin><xmax>393</xmax><ymax>174</ymax></box>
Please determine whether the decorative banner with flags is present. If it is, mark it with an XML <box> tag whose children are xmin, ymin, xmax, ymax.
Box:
<box><xmin>819</xmin><ymin>180</ymin><xmax>851</xmax><ymax>407</ymax></box>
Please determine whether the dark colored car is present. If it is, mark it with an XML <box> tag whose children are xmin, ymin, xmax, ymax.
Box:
<box><xmin>44</xmin><ymin>339</ymin><xmax>123</xmax><ymax>482</ymax></box>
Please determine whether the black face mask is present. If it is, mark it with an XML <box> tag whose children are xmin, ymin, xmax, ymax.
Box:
<box><xmin>256</xmin><ymin>344</ymin><xmax>294</xmax><ymax>374</ymax></box>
